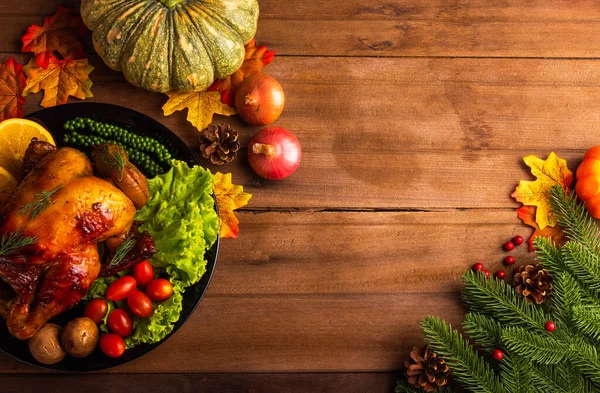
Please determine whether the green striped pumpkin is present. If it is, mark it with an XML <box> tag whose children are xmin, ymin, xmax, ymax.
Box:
<box><xmin>81</xmin><ymin>0</ymin><xmax>259</xmax><ymax>93</ymax></box>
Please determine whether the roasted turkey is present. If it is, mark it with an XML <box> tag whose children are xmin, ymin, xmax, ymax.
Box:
<box><xmin>0</xmin><ymin>140</ymin><xmax>155</xmax><ymax>340</ymax></box>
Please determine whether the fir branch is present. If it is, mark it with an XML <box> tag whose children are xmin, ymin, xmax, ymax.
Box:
<box><xmin>108</xmin><ymin>237</ymin><xmax>136</xmax><ymax>268</ymax></box>
<box><xmin>573</xmin><ymin>305</ymin><xmax>600</xmax><ymax>342</ymax></box>
<box><xmin>528</xmin><ymin>364</ymin><xmax>571</xmax><ymax>393</ymax></box>
<box><xmin>0</xmin><ymin>229</ymin><xmax>38</xmax><ymax>256</ymax></box>
<box><xmin>462</xmin><ymin>271</ymin><xmax>550</xmax><ymax>331</ymax></box>
<box><xmin>550</xmin><ymin>185</ymin><xmax>600</xmax><ymax>252</ymax></box>
<box><xmin>19</xmin><ymin>184</ymin><xmax>63</xmax><ymax>220</ymax></box>
<box><xmin>421</xmin><ymin>316</ymin><xmax>505</xmax><ymax>393</ymax></box>
<box><xmin>501</xmin><ymin>326</ymin><xmax>567</xmax><ymax>365</ymax></box>
<box><xmin>552</xmin><ymin>272</ymin><xmax>582</xmax><ymax>334</ymax></box>
<box><xmin>561</xmin><ymin>241</ymin><xmax>600</xmax><ymax>294</ymax></box>
<box><xmin>463</xmin><ymin>313</ymin><xmax>503</xmax><ymax>351</ymax></box>
<box><xmin>534</xmin><ymin>236</ymin><xmax>567</xmax><ymax>276</ymax></box>
<box><xmin>500</xmin><ymin>354</ymin><xmax>533</xmax><ymax>393</ymax></box>
<box><xmin>569</xmin><ymin>338</ymin><xmax>600</xmax><ymax>386</ymax></box>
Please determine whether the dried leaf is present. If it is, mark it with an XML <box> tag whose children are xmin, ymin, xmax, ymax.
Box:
<box><xmin>511</xmin><ymin>152</ymin><xmax>573</xmax><ymax>230</ymax></box>
<box><xmin>516</xmin><ymin>205</ymin><xmax>566</xmax><ymax>251</ymax></box>
<box><xmin>0</xmin><ymin>57</ymin><xmax>26</xmax><ymax>120</ymax></box>
<box><xmin>22</xmin><ymin>56</ymin><xmax>94</xmax><ymax>108</ymax></box>
<box><xmin>213</xmin><ymin>172</ymin><xmax>252</xmax><ymax>239</ymax></box>
<box><xmin>208</xmin><ymin>39</ymin><xmax>275</xmax><ymax>106</ymax></box>
<box><xmin>21</xmin><ymin>7</ymin><xmax>86</xmax><ymax>68</ymax></box>
<box><xmin>162</xmin><ymin>91</ymin><xmax>236</xmax><ymax>132</ymax></box>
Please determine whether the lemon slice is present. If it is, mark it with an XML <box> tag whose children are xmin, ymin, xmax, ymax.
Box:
<box><xmin>0</xmin><ymin>119</ymin><xmax>55</xmax><ymax>179</ymax></box>
<box><xmin>0</xmin><ymin>166</ymin><xmax>17</xmax><ymax>204</ymax></box>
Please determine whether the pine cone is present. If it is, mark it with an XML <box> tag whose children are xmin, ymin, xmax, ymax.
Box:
<box><xmin>405</xmin><ymin>346</ymin><xmax>449</xmax><ymax>392</ymax></box>
<box><xmin>199</xmin><ymin>123</ymin><xmax>240</xmax><ymax>165</ymax></box>
<box><xmin>514</xmin><ymin>264</ymin><xmax>552</xmax><ymax>304</ymax></box>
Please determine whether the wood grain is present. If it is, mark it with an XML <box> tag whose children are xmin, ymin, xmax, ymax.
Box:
<box><xmin>12</xmin><ymin>54</ymin><xmax>593</xmax><ymax>209</ymax></box>
<box><xmin>0</xmin><ymin>292</ymin><xmax>464</xmax><ymax>373</ymax></box>
<box><xmin>2</xmin><ymin>1</ymin><xmax>600</xmax><ymax>58</ymax></box>
<box><xmin>3</xmin><ymin>373</ymin><xmax>397</xmax><ymax>393</ymax></box>
<box><xmin>209</xmin><ymin>210</ymin><xmax>536</xmax><ymax>295</ymax></box>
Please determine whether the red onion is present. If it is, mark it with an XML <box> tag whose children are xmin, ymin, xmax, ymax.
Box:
<box><xmin>248</xmin><ymin>127</ymin><xmax>301</xmax><ymax>180</ymax></box>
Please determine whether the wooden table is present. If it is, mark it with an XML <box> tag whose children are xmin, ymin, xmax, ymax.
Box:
<box><xmin>2</xmin><ymin>1</ymin><xmax>596</xmax><ymax>391</ymax></box>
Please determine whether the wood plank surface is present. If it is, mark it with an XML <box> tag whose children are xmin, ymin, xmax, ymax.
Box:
<box><xmin>0</xmin><ymin>293</ymin><xmax>464</xmax><ymax>373</ymax></box>
<box><xmin>2</xmin><ymin>1</ymin><xmax>600</xmax><ymax>58</ymax></box>
<box><xmin>0</xmin><ymin>210</ymin><xmax>529</xmax><ymax>372</ymax></box>
<box><xmin>7</xmin><ymin>53</ymin><xmax>594</xmax><ymax>209</ymax></box>
<box><xmin>3</xmin><ymin>373</ymin><xmax>397</xmax><ymax>393</ymax></box>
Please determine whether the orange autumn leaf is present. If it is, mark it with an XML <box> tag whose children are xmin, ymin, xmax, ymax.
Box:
<box><xmin>516</xmin><ymin>205</ymin><xmax>566</xmax><ymax>251</ymax></box>
<box><xmin>209</xmin><ymin>38</ymin><xmax>275</xmax><ymax>106</ymax></box>
<box><xmin>22</xmin><ymin>56</ymin><xmax>94</xmax><ymax>108</ymax></box>
<box><xmin>0</xmin><ymin>57</ymin><xmax>26</xmax><ymax>120</ymax></box>
<box><xmin>511</xmin><ymin>152</ymin><xmax>573</xmax><ymax>230</ymax></box>
<box><xmin>21</xmin><ymin>7</ymin><xmax>86</xmax><ymax>68</ymax></box>
<box><xmin>213</xmin><ymin>172</ymin><xmax>252</xmax><ymax>239</ymax></box>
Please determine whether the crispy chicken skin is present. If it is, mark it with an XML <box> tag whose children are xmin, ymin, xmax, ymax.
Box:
<box><xmin>0</xmin><ymin>146</ymin><xmax>138</xmax><ymax>340</ymax></box>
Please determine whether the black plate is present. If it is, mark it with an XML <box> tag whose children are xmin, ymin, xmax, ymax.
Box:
<box><xmin>0</xmin><ymin>102</ymin><xmax>219</xmax><ymax>371</ymax></box>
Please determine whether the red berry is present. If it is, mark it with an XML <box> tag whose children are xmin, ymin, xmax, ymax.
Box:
<box><xmin>513</xmin><ymin>235</ymin><xmax>524</xmax><ymax>246</ymax></box>
<box><xmin>504</xmin><ymin>241</ymin><xmax>515</xmax><ymax>251</ymax></box>
<box><xmin>484</xmin><ymin>269</ymin><xmax>491</xmax><ymax>279</ymax></box>
<box><xmin>496</xmin><ymin>270</ymin><xmax>506</xmax><ymax>279</ymax></box>
<box><xmin>473</xmin><ymin>263</ymin><xmax>484</xmax><ymax>272</ymax></box>
<box><xmin>504</xmin><ymin>256</ymin><xmax>515</xmax><ymax>265</ymax></box>
<box><xmin>545</xmin><ymin>321</ymin><xmax>556</xmax><ymax>332</ymax></box>
<box><xmin>492</xmin><ymin>349</ymin><xmax>503</xmax><ymax>361</ymax></box>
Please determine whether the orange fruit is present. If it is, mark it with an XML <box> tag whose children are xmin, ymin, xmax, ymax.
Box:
<box><xmin>0</xmin><ymin>119</ymin><xmax>55</xmax><ymax>179</ymax></box>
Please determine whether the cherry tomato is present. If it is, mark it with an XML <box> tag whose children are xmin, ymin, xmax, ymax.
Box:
<box><xmin>100</xmin><ymin>333</ymin><xmax>125</xmax><ymax>358</ymax></box>
<box><xmin>84</xmin><ymin>298</ymin><xmax>108</xmax><ymax>324</ymax></box>
<box><xmin>146</xmin><ymin>279</ymin><xmax>173</xmax><ymax>301</ymax></box>
<box><xmin>106</xmin><ymin>276</ymin><xmax>137</xmax><ymax>301</ymax></box>
<box><xmin>107</xmin><ymin>309</ymin><xmax>133</xmax><ymax>337</ymax></box>
<box><xmin>132</xmin><ymin>260</ymin><xmax>154</xmax><ymax>287</ymax></box>
<box><xmin>127</xmin><ymin>290</ymin><xmax>153</xmax><ymax>318</ymax></box>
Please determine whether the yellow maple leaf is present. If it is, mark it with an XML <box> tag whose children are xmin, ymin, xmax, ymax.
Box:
<box><xmin>512</xmin><ymin>152</ymin><xmax>573</xmax><ymax>230</ymax></box>
<box><xmin>162</xmin><ymin>91</ymin><xmax>236</xmax><ymax>132</ymax></box>
<box><xmin>213</xmin><ymin>172</ymin><xmax>252</xmax><ymax>239</ymax></box>
<box><xmin>22</xmin><ymin>56</ymin><xmax>93</xmax><ymax>108</ymax></box>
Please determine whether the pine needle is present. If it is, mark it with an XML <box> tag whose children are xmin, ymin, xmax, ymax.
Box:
<box><xmin>0</xmin><ymin>229</ymin><xmax>38</xmax><ymax>256</ymax></box>
<box><xmin>19</xmin><ymin>184</ymin><xmax>63</xmax><ymax>220</ymax></box>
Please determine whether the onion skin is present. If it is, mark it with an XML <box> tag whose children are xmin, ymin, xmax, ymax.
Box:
<box><xmin>235</xmin><ymin>74</ymin><xmax>285</xmax><ymax>126</ymax></box>
<box><xmin>248</xmin><ymin>127</ymin><xmax>301</xmax><ymax>180</ymax></box>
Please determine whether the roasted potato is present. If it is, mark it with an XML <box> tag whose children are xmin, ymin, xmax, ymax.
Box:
<box><xmin>60</xmin><ymin>317</ymin><xmax>99</xmax><ymax>358</ymax></box>
<box><xmin>28</xmin><ymin>323</ymin><xmax>66</xmax><ymax>365</ymax></box>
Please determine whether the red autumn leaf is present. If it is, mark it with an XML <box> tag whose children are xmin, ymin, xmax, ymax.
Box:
<box><xmin>21</xmin><ymin>7</ymin><xmax>86</xmax><ymax>68</ymax></box>
<box><xmin>516</xmin><ymin>205</ymin><xmax>566</xmax><ymax>252</ymax></box>
<box><xmin>0</xmin><ymin>57</ymin><xmax>26</xmax><ymax>120</ymax></box>
<box><xmin>209</xmin><ymin>38</ymin><xmax>275</xmax><ymax>106</ymax></box>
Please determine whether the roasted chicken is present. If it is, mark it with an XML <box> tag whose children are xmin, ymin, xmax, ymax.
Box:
<box><xmin>0</xmin><ymin>140</ymin><xmax>155</xmax><ymax>340</ymax></box>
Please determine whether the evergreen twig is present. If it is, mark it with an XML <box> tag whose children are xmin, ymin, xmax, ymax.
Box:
<box><xmin>421</xmin><ymin>316</ymin><xmax>505</xmax><ymax>393</ymax></box>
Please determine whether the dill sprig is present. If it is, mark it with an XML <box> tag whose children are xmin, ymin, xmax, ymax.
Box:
<box><xmin>19</xmin><ymin>184</ymin><xmax>63</xmax><ymax>220</ymax></box>
<box><xmin>101</xmin><ymin>146</ymin><xmax>126</xmax><ymax>181</ymax></box>
<box><xmin>0</xmin><ymin>229</ymin><xmax>38</xmax><ymax>256</ymax></box>
<box><xmin>108</xmin><ymin>237</ymin><xmax>136</xmax><ymax>268</ymax></box>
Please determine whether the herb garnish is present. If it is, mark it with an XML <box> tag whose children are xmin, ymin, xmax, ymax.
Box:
<box><xmin>108</xmin><ymin>237</ymin><xmax>136</xmax><ymax>268</ymax></box>
<box><xmin>19</xmin><ymin>184</ymin><xmax>63</xmax><ymax>220</ymax></box>
<box><xmin>0</xmin><ymin>229</ymin><xmax>38</xmax><ymax>256</ymax></box>
<box><xmin>102</xmin><ymin>146</ymin><xmax>125</xmax><ymax>181</ymax></box>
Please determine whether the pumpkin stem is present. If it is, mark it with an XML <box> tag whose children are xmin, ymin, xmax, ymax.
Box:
<box><xmin>158</xmin><ymin>0</ymin><xmax>185</xmax><ymax>9</ymax></box>
<box><xmin>252</xmin><ymin>143</ymin><xmax>275</xmax><ymax>157</ymax></box>
<box><xmin>244</xmin><ymin>94</ymin><xmax>260</xmax><ymax>112</ymax></box>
